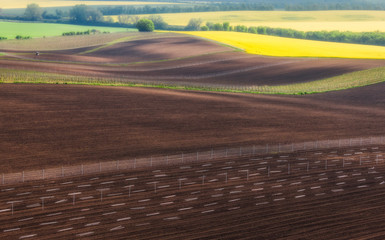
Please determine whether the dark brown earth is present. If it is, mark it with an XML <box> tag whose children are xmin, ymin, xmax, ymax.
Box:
<box><xmin>1</xmin><ymin>33</ymin><xmax>385</xmax><ymax>171</ymax></box>
<box><xmin>1</xmin><ymin>34</ymin><xmax>384</xmax><ymax>86</ymax></box>
<box><xmin>1</xmin><ymin>83</ymin><xmax>385</xmax><ymax>172</ymax></box>
<box><xmin>0</xmin><ymin>146</ymin><xmax>385</xmax><ymax>239</ymax></box>
<box><xmin>1</xmin><ymin>32</ymin><xmax>385</xmax><ymax>240</ymax></box>
<box><xmin>6</xmin><ymin>36</ymin><xmax>230</xmax><ymax>64</ymax></box>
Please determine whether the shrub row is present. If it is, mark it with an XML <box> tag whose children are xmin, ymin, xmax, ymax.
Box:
<box><xmin>62</xmin><ymin>29</ymin><xmax>109</xmax><ymax>36</ymax></box>
<box><xmin>202</xmin><ymin>22</ymin><xmax>385</xmax><ymax>46</ymax></box>
<box><xmin>15</xmin><ymin>35</ymin><xmax>31</xmax><ymax>40</ymax></box>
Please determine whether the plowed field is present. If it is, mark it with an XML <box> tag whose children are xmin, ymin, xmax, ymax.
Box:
<box><xmin>1</xmin><ymin>31</ymin><xmax>385</xmax><ymax>240</ymax></box>
<box><xmin>1</xmin><ymin>32</ymin><xmax>385</xmax><ymax>171</ymax></box>
<box><xmin>0</xmin><ymin>146</ymin><xmax>384</xmax><ymax>239</ymax></box>
<box><xmin>1</xmin><ymin>33</ymin><xmax>385</xmax><ymax>86</ymax></box>
<box><xmin>1</xmin><ymin>83</ymin><xmax>385</xmax><ymax>172</ymax></box>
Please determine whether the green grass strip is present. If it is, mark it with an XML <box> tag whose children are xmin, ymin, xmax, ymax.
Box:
<box><xmin>78</xmin><ymin>36</ymin><xmax>139</xmax><ymax>55</ymax></box>
<box><xmin>0</xmin><ymin>66</ymin><xmax>384</xmax><ymax>95</ymax></box>
<box><xmin>260</xmin><ymin>66</ymin><xmax>385</xmax><ymax>95</ymax></box>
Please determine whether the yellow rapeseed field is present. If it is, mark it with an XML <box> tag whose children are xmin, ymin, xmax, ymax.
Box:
<box><xmin>181</xmin><ymin>31</ymin><xmax>385</xmax><ymax>59</ymax></box>
<box><xmin>1</xmin><ymin>0</ymin><xmax>174</xmax><ymax>9</ymax></box>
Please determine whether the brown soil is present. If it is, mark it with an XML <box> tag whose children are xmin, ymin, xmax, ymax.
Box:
<box><xmin>1</xmin><ymin>34</ymin><xmax>384</xmax><ymax>86</ymax></box>
<box><xmin>1</xmin><ymin>33</ymin><xmax>385</xmax><ymax>240</ymax></box>
<box><xmin>0</xmin><ymin>147</ymin><xmax>384</xmax><ymax>239</ymax></box>
<box><xmin>1</xmin><ymin>84</ymin><xmax>385</xmax><ymax>172</ymax></box>
<box><xmin>0</xmin><ymin>33</ymin><xmax>385</xmax><ymax>171</ymax></box>
<box><xmin>5</xmin><ymin>36</ymin><xmax>231</xmax><ymax>64</ymax></box>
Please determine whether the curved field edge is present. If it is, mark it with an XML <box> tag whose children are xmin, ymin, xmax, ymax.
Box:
<box><xmin>179</xmin><ymin>31</ymin><xmax>385</xmax><ymax>59</ymax></box>
<box><xmin>0</xmin><ymin>67</ymin><xmax>384</xmax><ymax>95</ymax></box>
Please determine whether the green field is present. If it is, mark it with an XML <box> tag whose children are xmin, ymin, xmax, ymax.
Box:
<box><xmin>124</xmin><ymin>10</ymin><xmax>385</xmax><ymax>32</ymax></box>
<box><xmin>0</xmin><ymin>21</ymin><xmax>136</xmax><ymax>39</ymax></box>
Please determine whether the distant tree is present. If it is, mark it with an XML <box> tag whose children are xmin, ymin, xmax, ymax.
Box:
<box><xmin>234</xmin><ymin>25</ymin><xmax>248</xmax><ymax>32</ymax></box>
<box><xmin>223</xmin><ymin>22</ymin><xmax>230</xmax><ymax>31</ymax></box>
<box><xmin>130</xmin><ymin>16</ymin><xmax>141</xmax><ymax>25</ymax></box>
<box><xmin>42</xmin><ymin>10</ymin><xmax>59</xmax><ymax>20</ymax></box>
<box><xmin>118</xmin><ymin>15</ymin><xmax>140</xmax><ymax>25</ymax></box>
<box><xmin>206</xmin><ymin>22</ymin><xmax>214</xmax><ymax>31</ymax></box>
<box><xmin>24</xmin><ymin>3</ymin><xmax>42</xmax><ymax>21</ymax></box>
<box><xmin>248</xmin><ymin>26</ymin><xmax>258</xmax><ymax>34</ymax></box>
<box><xmin>104</xmin><ymin>16</ymin><xmax>114</xmax><ymax>23</ymax></box>
<box><xmin>70</xmin><ymin>5</ymin><xmax>102</xmax><ymax>23</ymax></box>
<box><xmin>118</xmin><ymin>15</ymin><xmax>130</xmax><ymax>24</ymax></box>
<box><xmin>257</xmin><ymin>26</ymin><xmax>267</xmax><ymax>34</ymax></box>
<box><xmin>148</xmin><ymin>15</ymin><xmax>168</xmax><ymax>30</ymax></box>
<box><xmin>70</xmin><ymin>4</ymin><xmax>88</xmax><ymax>23</ymax></box>
<box><xmin>55</xmin><ymin>9</ymin><xmax>64</xmax><ymax>19</ymax></box>
<box><xmin>185</xmin><ymin>18</ymin><xmax>202</xmax><ymax>31</ymax></box>
<box><xmin>136</xmin><ymin>19</ymin><xmax>154</xmax><ymax>32</ymax></box>
<box><xmin>213</xmin><ymin>23</ymin><xmax>223</xmax><ymax>31</ymax></box>
<box><xmin>88</xmin><ymin>8</ymin><xmax>103</xmax><ymax>23</ymax></box>
<box><xmin>200</xmin><ymin>26</ymin><xmax>209</xmax><ymax>31</ymax></box>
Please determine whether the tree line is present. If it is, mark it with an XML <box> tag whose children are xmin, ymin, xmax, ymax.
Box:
<box><xmin>179</xmin><ymin>0</ymin><xmax>385</xmax><ymax>11</ymax></box>
<box><xmin>285</xmin><ymin>2</ymin><xmax>385</xmax><ymax>10</ymax></box>
<box><xmin>99</xmin><ymin>3</ymin><xmax>273</xmax><ymax>15</ymax></box>
<box><xmin>191</xmin><ymin>20</ymin><xmax>385</xmax><ymax>46</ymax></box>
<box><xmin>0</xmin><ymin>4</ymin><xmax>103</xmax><ymax>23</ymax></box>
<box><xmin>0</xmin><ymin>3</ymin><xmax>273</xmax><ymax>23</ymax></box>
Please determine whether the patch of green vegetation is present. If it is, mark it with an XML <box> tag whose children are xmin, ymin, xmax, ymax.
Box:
<box><xmin>262</xmin><ymin>66</ymin><xmax>385</xmax><ymax>94</ymax></box>
<box><xmin>1</xmin><ymin>67</ymin><xmax>384</xmax><ymax>95</ymax></box>
<box><xmin>0</xmin><ymin>21</ymin><xmax>136</xmax><ymax>39</ymax></box>
<box><xmin>78</xmin><ymin>36</ymin><xmax>136</xmax><ymax>55</ymax></box>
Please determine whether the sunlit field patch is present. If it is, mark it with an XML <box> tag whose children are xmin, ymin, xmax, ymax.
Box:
<box><xmin>181</xmin><ymin>31</ymin><xmax>385</xmax><ymax>59</ymax></box>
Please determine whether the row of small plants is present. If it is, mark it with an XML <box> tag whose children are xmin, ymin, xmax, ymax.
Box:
<box><xmin>62</xmin><ymin>29</ymin><xmax>110</xmax><ymax>36</ymax></box>
<box><xmin>1</xmin><ymin>66</ymin><xmax>384</xmax><ymax>95</ymax></box>
<box><xmin>0</xmin><ymin>36</ymin><xmax>31</xmax><ymax>40</ymax></box>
